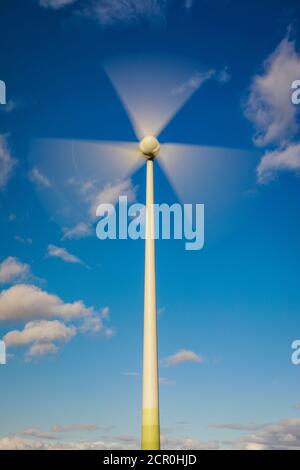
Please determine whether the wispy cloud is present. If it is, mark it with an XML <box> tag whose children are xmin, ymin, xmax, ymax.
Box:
<box><xmin>172</xmin><ymin>70</ymin><xmax>215</xmax><ymax>95</ymax></box>
<box><xmin>2</xmin><ymin>415</ymin><xmax>300</xmax><ymax>450</ymax></box>
<box><xmin>62</xmin><ymin>222</ymin><xmax>93</xmax><ymax>240</ymax></box>
<box><xmin>47</xmin><ymin>244</ymin><xmax>87</xmax><ymax>267</ymax></box>
<box><xmin>80</xmin><ymin>307</ymin><xmax>114</xmax><ymax>336</ymax></box>
<box><xmin>0</xmin><ymin>98</ymin><xmax>19</xmax><ymax>113</ymax></box>
<box><xmin>163</xmin><ymin>349</ymin><xmax>204</xmax><ymax>366</ymax></box>
<box><xmin>257</xmin><ymin>142</ymin><xmax>300</xmax><ymax>183</ymax></box>
<box><xmin>0</xmin><ymin>135</ymin><xmax>16</xmax><ymax>190</ymax></box>
<box><xmin>209</xmin><ymin>422</ymin><xmax>266</xmax><ymax>431</ymax></box>
<box><xmin>39</xmin><ymin>0</ymin><xmax>78</xmax><ymax>9</ymax></box>
<box><xmin>14</xmin><ymin>235</ymin><xmax>33</xmax><ymax>245</ymax></box>
<box><xmin>184</xmin><ymin>0</ymin><xmax>194</xmax><ymax>10</ymax></box>
<box><xmin>89</xmin><ymin>179</ymin><xmax>137</xmax><ymax>217</ymax></box>
<box><xmin>52</xmin><ymin>424</ymin><xmax>98</xmax><ymax>433</ymax></box>
<box><xmin>159</xmin><ymin>377</ymin><xmax>176</xmax><ymax>385</ymax></box>
<box><xmin>20</xmin><ymin>428</ymin><xmax>60</xmax><ymax>440</ymax></box>
<box><xmin>29</xmin><ymin>166</ymin><xmax>51</xmax><ymax>189</ymax></box>
<box><xmin>83</xmin><ymin>0</ymin><xmax>168</xmax><ymax>27</ymax></box>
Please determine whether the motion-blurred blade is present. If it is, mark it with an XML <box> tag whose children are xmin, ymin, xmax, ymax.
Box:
<box><xmin>28</xmin><ymin>138</ymin><xmax>143</xmax><ymax>227</ymax></box>
<box><xmin>158</xmin><ymin>143</ymin><xmax>256</xmax><ymax>210</ymax></box>
<box><xmin>103</xmin><ymin>55</ymin><xmax>213</xmax><ymax>140</ymax></box>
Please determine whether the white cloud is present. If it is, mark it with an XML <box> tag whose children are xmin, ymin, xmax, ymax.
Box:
<box><xmin>89</xmin><ymin>179</ymin><xmax>137</xmax><ymax>217</ymax></box>
<box><xmin>245</xmin><ymin>36</ymin><xmax>300</xmax><ymax>148</ymax></box>
<box><xmin>0</xmin><ymin>284</ymin><xmax>92</xmax><ymax>322</ymax></box>
<box><xmin>4</xmin><ymin>320</ymin><xmax>76</xmax><ymax>347</ymax></box>
<box><xmin>14</xmin><ymin>235</ymin><xmax>33</xmax><ymax>245</ymax></box>
<box><xmin>26</xmin><ymin>342</ymin><xmax>59</xmax><ymax>359</ymax></box>
<box><xmin>47</xmin><ymin>244</ymin><xmax>87</xmax><ymax>267</ymax></box>
<box><xmin>159</xmin><ymin>377</ymin><xmax>176</xmax><ymax>385</ymax></box>
<box><xmin>20</xmin><ymin>428</ymin><xmax>59</xmax><ymax>440</ymax></box>
<box><xmin>29</xmin><ymin>166</ymin><xmax>51</xmax><ymax>188</ymax></box>
<box><xmin>184</xmin><ymin>0</ymin><xmax>194</xmax><ymax>10</ymax></box>
<box><xmin>4</xmin><ymin>319</ymin><xmax>76</xmax><ymax>360</ymax></box>
<box><xmin>39</xmin><ymin>0</ymin><xmax>78</xmax><ymax>9</ymax></box>
<box><xmin>172</xmin><ymin>70</ymin><xmax>215</xmax><ymax>95</ymax></box>
<box><xmin>2</xmin><ymin>417</ymin><xmax>300</xmax><ymax>450</ymax></box>
<box><xmin>80</xmin><ymin>315</ymin><xmax>103</xmax><ymax>334</ymax></box>
<box><xmin>163</xmin><ymin>349</ymin><xmax>204</xmax><ymax>366</ymax></box>
<box><xmin>161</xmin><ymin>435</ymin><xmax>220</xmax><ymax>450</ymax></box>
<box><xmin>210</xmin><ymin>422</ymin><xmax>265</xmax><ymax>431</ymax></box>
<box><xmin>62</xmin><ymin>222</ymin><xmax>93</xmax><ymax>240</ymax></box>
<box><xmin>0</xmin><ymin>436</ymin><xmax>136</xmax><ymax>450</ymax></box>
<box><xmin>236</xmin><ymin>418</ymin><xmax>300</xmax><ymax>450</ymax></box>
<box><xmin>257</xmin><ymin>141</ymin><xmax>300</xmax><ymax>183</ymax></box>
<box><xmin>101</xmin><ymin>306</ymin><xmax>110</xmax><ymax>318</ymax></box>
<box><xmin>52</xmin><ymin>424</ymin><xmax>98</xmax><ymax>433</ymax></box>
<box><xmin>84</xmin><ymin>0</ymin><xmax>168</xmax><ymax>27</ymax></box>
<box><xmin>0</xmin><ymin>257</ymin><xmax>31</xmax><ymax>284</ymax></box>
<box><xmin>217</xmin><ymin>66</ymin><xmax>231</xmax><ymax>84</ymax></box>
<box><xmin>0</xmin><ymin>98</ymin><xmax>19</xmax><ymax>113</ymax></box>
<box><xmin>0</xmin><ymin>135</ymin><xmax>16</xmax><ymax>190</ymax></box>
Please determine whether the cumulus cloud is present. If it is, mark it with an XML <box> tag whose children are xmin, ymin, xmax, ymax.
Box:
<box><xmin>163</xmin><ymin>349</ymin><xmax>204</xmax><ymax>366</ymax></box>
<box><xmin>0</xmin><ymin>135</ymin><xmax>16</xmax><ymax>190</ymax></box>
<box><xmin>4</xmin><ymin>320</ymin><xmax>76</xmax><ymax>347</ymax></box>
<box><xmin>26</xmin><ymin>342</ymin><xmax>59</xmax><ymax>358</ymax></box>
<box><xmin>39</xmin><ymin>0</ymin><xmax>78</xmax><ymax>9</ymax></box>
<box><xmin>0</xmin><ymin>257</ymin><xmax>31</xmax><ymax>284</ymax></box>
<box><xmin>47</xmin><ymin>244</ymin><xmax>87</xmax><ymax>267</ymax></box>
<box><xmin>236</xmin><ymin>418</ymin><xmax>300</xmax><ymax>450</ymax></box>
<box><xmin>244</xmin><ymin>35</ymin><xmax>300</xmax><ymax>183</ymax></box>
<box><xmin>83</xmin><ymin>0</ymin><xmax>168</xmax><ymax>27</ymax></box>
<box><xmin>0</xmin><ymin>284</ymin><xmax>92</xmax><ymax>322</ymax></box>
<box><xmin>245</xmin><ymin>36</ymin><xmax>300</xmax><ymax>148</ymax></box>
<box><xmin>62</xmin><ymin>222</ymin><xmax>93</xmax><ymax>240</ymax></box>
<box><xmin>4</xmin><ymin>319</ymin><xmax>76</xmax><ymax>360</ymax></box>
<box><xmin>29</xmin><ymin>166</ymin><xmax>51</xmax><ymax>189</ymax></box>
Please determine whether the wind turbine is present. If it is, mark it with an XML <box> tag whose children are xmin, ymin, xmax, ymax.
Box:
<box><xmin>29</xmin><ymin>55</ymin><xmax>252</xmax><ymax>451</ymax></box>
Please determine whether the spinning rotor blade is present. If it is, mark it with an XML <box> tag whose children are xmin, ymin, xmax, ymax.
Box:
<box><xmin>104</xmin><ymin>55</ymin><xmax>213</xmax><ymax>140</ymax></box>
<box><xmin>28</xmin><ymin>138</ymin><xmax>143</xmax><ymax>227</ymax></box>
<box><xmin>158</xmin><ymin>143</ymin><xmax>255</xmax><ymax>210</ymax></box>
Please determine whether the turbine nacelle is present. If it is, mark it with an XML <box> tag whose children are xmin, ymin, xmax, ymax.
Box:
<box><xmin>139</xmin><ymin>135</ymin><xmax>160</xmax><ymax>159</ymax></box>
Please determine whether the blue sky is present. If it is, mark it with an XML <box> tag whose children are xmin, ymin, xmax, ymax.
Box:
<box><xmin>0</xmin><ymin>0</ymin><xmax>300</xmax><ymax>450</ymax></box>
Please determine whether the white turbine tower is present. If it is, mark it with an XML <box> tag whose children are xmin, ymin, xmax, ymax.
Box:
<box><xmin>29</xmin><ymin>55</ymin><xmax>252</xmax><ymax>451</ymax></box>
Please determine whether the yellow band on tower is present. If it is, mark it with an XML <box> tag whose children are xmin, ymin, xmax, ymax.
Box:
<box><xmin>141</xmin><ymin>408</ymin><xmax>160</xmax><ymax>450</ymax></box>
